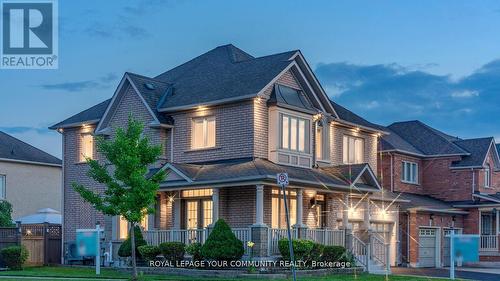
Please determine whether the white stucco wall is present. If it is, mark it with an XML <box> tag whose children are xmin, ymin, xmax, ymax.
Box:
<box><xmin>0</xmin><ymin>161</ymin><xmax>61</xmax><ymax>219</ymax></box>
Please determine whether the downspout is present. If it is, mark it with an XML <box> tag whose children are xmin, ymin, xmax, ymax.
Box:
<box><xmin>170</xmin><ymin>128</ymin><xmax>174</xmax><ymax>162</ymax></box>
<box><xmin>60</xmin><ymin>132</ymin><xmax>65</xmax><ymax>264</ymax></box>
<box><xmin>471</xmin><ymin>168</ymin><xmax>475</xmax><ymax>201</ymax></box>
<box><xmin>406</xmin><ymin>212</ymin><xmax>410</xmax><ymax>266</ymax></box>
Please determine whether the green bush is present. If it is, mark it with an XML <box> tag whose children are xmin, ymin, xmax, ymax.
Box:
<box><xmin>0</xmin><ymin>201</ymin><xmax>14</xmax><ymax>227</ymax></box>
<box><xmin>0</xmin><ymin>245</ymin><xmax>28</xmax><ymax>270</ymax></box>
<box><xmin>159</xmin><ymin>242</ymin><xmax>185</xmax><ymax>263</ymax></box>
<box><xmin>138</xmin><ymin>245</ymin><xmax>160</xmax><ymax>262</ymax></box>
<box><xmin>278</xmin><ymin>239</ymin><xmax>324</xmax><ymax>262</ymax></box>
<box><xmin>186</xmin><ymin>242</ymin><xmax>203</xmax><ymax>262</ymax></box>
<box><xmin>200</xmin><ymin>219</ymin><xmax>244</xmax><ymax>261</ymax></box>
<box><xmin>118</xmin><ymin>225</ymin><xmax>147</xmax><ymax>258</ymax></box>
<box><xmin>322</xmin><ymin>245</ymin><xmax>354</xmax><ymax>263</ymax></box>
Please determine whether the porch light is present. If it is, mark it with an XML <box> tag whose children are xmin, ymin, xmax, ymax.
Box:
<box><xmin>57</xmin><ymin>128</ymin><xmax>64</xmax><ymax>133</ymax></box>
<box><xmin>348</xmin><ymin>207</ymin><xmax>356</xmax><ymax>216</ymax></box>
<box><xmin>254</xmin><ymin>96</ymin><xmax>263</xmax><ymax>104</ymax></box>
<box><xmin>197</xmin><ymin>105</ymin><xmax>208</xmax><ymax>111</ymax></box>
<box><xmin>354</xmin><ymin>127</ymin><xmax>360</xmax><ymax>132</ymax></box>
<box><xmin>313</xmin><ymin>113</ymin><xmax>322</xmax><ymax>122</ymax></box>
<box><xmin>167</xmin><ymin>195</ymin><xmax>175</xmax><ymax>203</ymax></box>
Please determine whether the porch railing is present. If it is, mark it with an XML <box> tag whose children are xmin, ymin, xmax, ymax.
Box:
<box><xmin>351</xmin><ymin>235</ymin><xmax>368</xmax><ymax>269</ymax></box>
<box><xmin>370</xmin><ymin>233</ymin><xmax>389</xmax><ymax>272</ymax></box>
<box><xmin>268</xmin><ymin>228</ymin><xmax>345</xmax><ymax>256</ymax></box>
<box><xmin>480</xmin><ymin>235</ymin><xmax>498</xmax><ymax>251</ymax></box>
<box><xmin>144</xmin><ymin>228</ymin><xmax>252</xmax><ymax>254</ymax></box>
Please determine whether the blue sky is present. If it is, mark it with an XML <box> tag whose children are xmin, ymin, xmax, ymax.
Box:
<box><xmin>2</xmin><ymin>0</ymin><xmax>500</xmax><ymax>157</ymax></box>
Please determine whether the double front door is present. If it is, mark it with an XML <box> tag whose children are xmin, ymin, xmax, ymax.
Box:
<box><xmin>184</xmin><ymin>199</ymin><xmax>213</xmax><ymax>229</ymax></box>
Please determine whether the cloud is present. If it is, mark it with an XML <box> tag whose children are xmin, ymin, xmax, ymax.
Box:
<box><xmin>38</xmin><ymin>73</ymin><xmax>118</xmax><ymax>92</ymax></box>
<box><xmin>315</xmin><ymin>59</ymin><xmax>500</xmax><ymax>139</ymax></box>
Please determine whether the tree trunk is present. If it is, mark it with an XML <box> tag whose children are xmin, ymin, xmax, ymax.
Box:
<box><xmin>130</xmin><ymin>223</ymin><xmax>138</xmax><ymax>280</ymax></box>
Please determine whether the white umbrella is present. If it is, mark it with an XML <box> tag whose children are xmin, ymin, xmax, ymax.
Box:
<box><xmin>16</xmin><ymin>208</ymin><xmax>61</xmax><ymax>224</ymax></box>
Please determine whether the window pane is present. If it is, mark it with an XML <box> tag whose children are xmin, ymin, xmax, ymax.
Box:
<box><xmin>355</xmin><ymin>138</ymin><xmax>364</xmax><ymax>163</ymax></box>
<box><xmin>203</xmin><ymin>200</ymin><xmax>213</xmax><ymax>228</ymax></box>
<box><xmin>140</xmin><ymin>215</ymin><xmax>148</xmax><ymax>230</ymax></box>
<box><xmin>186</xmin><ymin>201</ymin><xmax>198</xmax><ymax>229</ymax></box>
<box><xmin>315</xmin><ymin>127</ymin><xmax>322</xmax><ymax>159</ymax></box>
<box><xmin>282</xmin><ymin>116</ymin><xmax>289</xmax><ymax>149</ymax></box>
<box><xmin>206</xmin><ymin>118</ymin><xmax>216</xmax><ymax>147</ymax></box>
<box><xmin>290</xmin><ymin>118</ymin><xmax>297</xmax><ymax>150</ymax></box>
<box><xmin>343</xmin><ymin>136</ymin><xmax>348</xmax><ymax>163</ymax></box>
<box><xmin>192</xmin><ymin>119</ymin><xmax>204</xmax><ymax>149</ymax></box>
<box><xmin>290</xmin><ymin>198</ymin><xmax>297</xmax><ymax>226</ymax></box>
<box><xmin>81</xmin><ymin>134</ymin><xmax>93</xmax><ymax>161</ymax></box>
<box><xmin>119</xmin><ymin>216</ymin><xmax>129</xmax><ymax>240</ymax></box>
<box><xmin>401</xmin><ymin>163</ymin><xmax>406</xmax><ymax>181</ymax></box>
<box><xmin>0</xmin><ymin>175</ymin><xmax>5</xmax><ymax>200</ymax></box>
<box><xmin>411</xmin><ymin>163</ymin><xmax>417</xmax><ymax>183</ymax></box>
<box><xmin>298</xmin><ymin>119</ymin><xmax>305</xmax><ymax>152</ymax></box>
<box><xmin>349</xmin><ymin>137</ymin><xmax>355</xmax><ymax>163</ymax></box>
<box><xmin>272</xmin><ymin>197</ymin><xmax>279</xmax><ymax>228</ymax></box>
<box><xmin>405</xmin><ymin>163</ymin><xmax>411</xmax><ymax>182</ymax></box>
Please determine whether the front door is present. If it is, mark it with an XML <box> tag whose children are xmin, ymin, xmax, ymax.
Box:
<box><xmin>184</xmin><ymin>199</ymin><xmax>213</xmax><ymax>229</ymax></box>
<box><xmin>186</xmin><ymin>200</ymin><xmax>199</xmax><ymax>229</ymax></box>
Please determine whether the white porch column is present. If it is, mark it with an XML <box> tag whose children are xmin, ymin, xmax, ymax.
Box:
<box><xmin>212</xmin><ymin>188</ymin><xmax>219</xmax><ymax>224</ymax></box>
<box><xmin>296</xmin><ymin>189</ymin><xmax>304</xmax><ymax>227</ymax></box>
<box><xmin>343</xmin><ymin>193</ymin><xmax>350</xmax><ymax>229</ymax></box>
<box><xmin>255</xmin><ymin>185</ymin><xmax>265</xmax><ymax>226</ymax></box>
<box><xmin>364</xmin><ymin>196</ymin><xmax>371</xmax><ymax>229</ymax></box>
<box><xmin>496</xmin><ymin>209</ymin><xmax>499</xmax><ymax>235</ymax></box>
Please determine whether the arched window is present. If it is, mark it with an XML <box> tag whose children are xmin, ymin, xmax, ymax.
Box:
<box><xmin>485</xmin><ymin>164</ymin><xmax>491</xmax><ymax>188</ymax></box>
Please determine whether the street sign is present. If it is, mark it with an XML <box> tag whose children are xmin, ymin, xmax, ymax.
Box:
<box><xmin>450</xmin><ymin>233</ymin><xmax>479</xmax><ymax>279</ymax></box>
<box><xmin>277</xmin><ymin>172</ymin><xmax>289</xmax><ymax>186</ymax></box>
<box><xmin>76</xmin><ymin>225</ymin><xmax>102</xmax><ymax>275</ymax></box>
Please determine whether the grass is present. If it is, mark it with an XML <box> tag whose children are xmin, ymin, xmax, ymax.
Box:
<box><xmin>0</xmin><ymin>266</ymin><xmax>454</xmax><ymax>281</ymax></box>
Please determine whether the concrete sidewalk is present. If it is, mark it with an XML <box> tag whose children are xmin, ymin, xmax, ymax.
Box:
<box><xmin>392</xmin><ymin>267</ymin><xmax>500</xmax><ymax>281</ymax></box>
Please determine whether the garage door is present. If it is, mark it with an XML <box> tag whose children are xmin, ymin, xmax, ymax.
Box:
<box><xmin>419</xmin><ymin>228</ymin><xmax>437</xmax><ymax>267</ymax></box>
<box><xmin>443</xmin><ymin>229</ymin><xmax>462</xmax><ymax>267</ymax></box>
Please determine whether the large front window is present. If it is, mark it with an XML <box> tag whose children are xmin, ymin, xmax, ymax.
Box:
<box><xmin>271</xmin><ymin>189</ymin><xmax>297</xmax><ymax>228</ymax></box>
<box><xmin>192</xmin><ymin>116</ymin><xmax>216</xmax><ymax>149</ymax></box>
<box><xmin>80</xmin><ymin>134</ymin><xmax>94</xmax><ymax>161</ymax></box>
<box><xmin>342</xmin><ymin>135</ymin><xmax>364</xmax><ymax>164</ymax></box>
<box><xmin>402</xmin><ymin>161</ymin><xmax>418</xmax><ymax>184</ymax></box>
<box><xmin>281</xmin><ymin>114</ymin><xmax>310</xmax><ymax>153</ymax></box>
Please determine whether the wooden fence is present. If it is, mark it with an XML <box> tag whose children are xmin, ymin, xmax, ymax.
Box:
<box><xmin>0</xmin><ymin>223</ymin><xmax>61</xmax><ymax>266</ymax></box>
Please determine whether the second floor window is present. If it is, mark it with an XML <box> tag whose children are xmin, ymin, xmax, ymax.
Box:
<box><xmin>281</xmin><ymin>114</ymin><xmax>310</xmax><ymax>153</ymax></box>
<box><xmin>485</xmin><ymin>164</ymin><xmax>491</xmax><ymax>188</ymax></box>
<box><xmin>192</xmin><ymin>116</ymin><xmax>216</xmax><ymax>149</ymax></box>
<box><xmin>343</xmin><ymin>135</ymin><xmax>364</xmax><ymax>164</ymax></box>
<box><xmin>81</xmin><ymin>134</ymin><xmax>94</xmax><ymax>161</ymax></box>
<box><xmin>0</xmin><ymin>175</ymin><xmax>5</xmax><ymax>199</ymax></box>
<box><xmin>402</xmin><ymin>161</ymin><xmax>418</xmax><ymax>184</ymax></box>
<box><xmin>315</xmin><ymin>126</ymin><xmax>322</xmax><ymax>159</ymax></box>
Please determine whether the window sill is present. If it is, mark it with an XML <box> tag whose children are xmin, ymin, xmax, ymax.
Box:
<box><xmin>184</xmin><ymin>146</ymin><xmax>220</xmax><ymax>153</ymax></box>
<box><xmin>401</xmin><ymin>180</ymin><xmax>420</xmax><ymax>186</ymax></box>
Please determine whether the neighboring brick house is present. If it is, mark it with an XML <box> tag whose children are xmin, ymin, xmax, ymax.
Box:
<box><xmin>0</xmin><ymin>131</ymin><xmax>62</xmax><ymax>219</ymax></box>
<box><xmin>50</xmin><ymin>45</ymin><xmax>398</xmax><ymax>272</ymax></box>
<box><xmin>378</xmin><ymin>120</ymin><xmax>500</xmax><ymax>267</ymax></box>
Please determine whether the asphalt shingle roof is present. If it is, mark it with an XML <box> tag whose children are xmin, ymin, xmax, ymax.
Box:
<box><xmin>396</xmin><ymin>192</ymin><xmax>458</xmax><ymax>211</ymax></box>
<box><xmin>160</xmin><ymin>158</ymin><xmax>379</xmax><ymax>192</ymax></box>
<box><xmin>0</xmin><ymin>131</ymin><xmax>61</xmax><ymax>165</ymax></box>
<box><xmin>330</xmin><ymin>101</ymin><xmax>383</xmax><ymax>132</ymax></box>
<box><xmin>49</xmin><ymin>99</ymin><xmax>110</xmax><ymax>129</ymax></box>
<box><xmin>451</xmin><ymin>137</ymin><xmax>493</xmax><ymax>168</ymax></box>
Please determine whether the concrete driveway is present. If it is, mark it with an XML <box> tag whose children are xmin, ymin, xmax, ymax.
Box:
<box><xmin>392</xmin><ymin>267</ymin><xmax>500</xmax><ymax>281</ymax></box>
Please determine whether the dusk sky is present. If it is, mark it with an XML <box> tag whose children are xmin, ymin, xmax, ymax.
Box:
<box><xmin>2</xmin><ymin>0</ymin><xmax>500</xmax><ymax>158</ymax></box>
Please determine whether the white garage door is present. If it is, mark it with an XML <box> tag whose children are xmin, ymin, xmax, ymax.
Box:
<box><xmin>419</xmin><ymin>228</ymin><xmax>437</xmax><ymax>267</ymax></box>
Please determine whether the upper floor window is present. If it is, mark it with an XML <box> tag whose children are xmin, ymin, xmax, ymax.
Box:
<box><xmin>192</xmin><ymin>116</ymin><xmax>215</xmax><ymax>149</ymax></box>
<box><xmin>81</xmin><ymin>134</ymin><xmax>94</xmax><ymax>161</ymax></box>
<box><xmin>0</xmin><ymin>175</ymin><xmax>5</xmax><ymax>199</ymax></box>
<box><xmin>402</xmin><ymin>161</ymin><xmax>418</xmax><ymax>184</ymax></box>
<box><xmin>280</xmin><ymin>114</ymin><xmax>310</xmax><ymax>153</ymax></box>
<box><xmin>485</xmin><ymin>164</ymin><xmax>491</xmax><ymax>188</ymax></box>
<box><xmin>315</xmin><ymin>121</ymin><xmax>330</xmax><ymax>161</ymax></box>
<box><xmin>315</xmin><ymin>126</ymin><xmax>323</xmax><ymax>159</ymax></box>
<box><xmin>342</xmin><ymin>135</ymin><xmax>364</xmax><ymax>164</ymax></box>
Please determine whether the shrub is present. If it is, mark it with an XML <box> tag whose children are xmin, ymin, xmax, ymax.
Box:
<box><xmin>0</xmin><ymin>245</ymin><xmax>28</xmax><ymax>270</ymax></box>
<box><xmin>278</xmin><ymin>238</ymin><xmax>315</xmax><ymax>261</ymax></box>
<box><xmin>0</xmin><ymin>201</ymin><xmax>14</xmax><ymax>227</ymax></box>
<box><xmin>200</xmin><ymin>219</ymin><xmax>244</xmax><ymax>261</ymax></box>
<box><xmin>309</xmin><ymin>242</ymin><xmax>324</xmax><ymax>263</ymax></box>
<box><xmin>186</xmin><ymin>242</ymin><xmax>203</xmax><ymax>262</ymax></box>
<box><xmin>322</xmin><ymin>245</ymin><xmax>354</xmax><ymax>263</ymax></box>
<box><xmin>138</xmin><ymin>245</ymin><xmax>160</xmax><ymax>262</ymax></box>
<box><xmin>159</xmin><ymin>242</ymin><xmax>185</xmax><ymax>263</ymax></box>
<box><xmin>118</xmin><ymin>225</ymin><xmax>147</xmax><ymax>258</ymax></box>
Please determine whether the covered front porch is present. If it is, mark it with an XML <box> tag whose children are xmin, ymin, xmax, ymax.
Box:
<box><xmin>478</xmin><ymin>208</ymin><xmax>500</xmax><ymax>254</ymax></box>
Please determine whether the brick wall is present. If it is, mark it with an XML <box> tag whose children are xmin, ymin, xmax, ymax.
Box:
<box><xmin>219</xmin><ymin>186</ymin><xmax>256</xmax><ymax>228</ymax></box>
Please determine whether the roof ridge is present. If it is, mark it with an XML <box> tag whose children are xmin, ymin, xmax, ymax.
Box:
<box><xmin>0</xmin><ymin>131</ymin><xmax>61</xmax><ymax>163</ymax></box>
<box><xmin>126</xmin><ymin>72</ymin><xmax>172</xmax><ymax>85</ymax></box>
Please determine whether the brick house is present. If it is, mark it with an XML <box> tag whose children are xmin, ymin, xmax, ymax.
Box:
<box><xmin>378</xmin><ymin>120</ymin><xmax>500</xmax><ymax>267</ymax></box>
<box><xmin>50</xmin><ymin>45</ymin><xmax>398</xmax><ymax>272</ymax></box>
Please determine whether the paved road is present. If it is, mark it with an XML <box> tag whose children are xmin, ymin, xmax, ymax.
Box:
<box><xmin>392</xmin><ymin>267</ymin><xmax>500</xmax><ymax>281</ymax></box>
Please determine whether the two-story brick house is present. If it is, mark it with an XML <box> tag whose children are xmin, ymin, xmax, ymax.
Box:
<box><xmin>378</xmin><ymin>120</ymin><xmax>500</xmax><ymax>268</ymax></box>
<box><xmin>51</xmin><ymin>45</ymin><xmax>398</xmax><ymax>271</ymax></box>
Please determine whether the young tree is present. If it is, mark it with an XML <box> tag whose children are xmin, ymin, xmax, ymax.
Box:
<box><xmin>73</xmin><ymin>117</ymin><xmax>165</xmax><ymax>280</ymax></box>
<box><xmin>0</xmin><ymin>201</ymin><xmax>14</xmax><ymax>227</ymax></box>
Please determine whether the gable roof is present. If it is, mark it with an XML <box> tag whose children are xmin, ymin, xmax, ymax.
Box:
<box><xmin>0</xmin><ymin>131</ymin><xmax>61</xmax><ymax>166</ymax></box>
<box><xmin>451</xmin><ymin>137</ymin><xmax>496</xmax><ymax>168</ymax></box>
<box><xmin>329</xmin><ymin>100</ymin><xmax>385</xmax><ymax>132</ymax></box>
<box><xmin>49</xmin><ymin>99</ymin><xmax>110</xmax><ymax>129</ymax></box>
<box><xmin>383</xmin><ymin>120</ymin><xmax>468</xmax><ymax>156</ymax></box>
<box><xmin>157</xmin><ymin>157</ymin><xmax>380</xmax><ymax>192</ymax></box>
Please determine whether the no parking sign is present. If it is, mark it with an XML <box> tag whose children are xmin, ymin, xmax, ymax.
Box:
<box><xmin>277</xmin><ymin>172</ymin><xmax>289</xmax><ymax>187</ymax></box>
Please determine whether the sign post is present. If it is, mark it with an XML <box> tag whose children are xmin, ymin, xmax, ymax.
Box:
<box><xmin>277</xmin><ymin>172</ymin><xmax>297</xmax><ymax>281</ymax></box>
<box><xmin>76</xmin><ymin>225</ymin><xmax>101</xmax><ymax>275</ymax></box>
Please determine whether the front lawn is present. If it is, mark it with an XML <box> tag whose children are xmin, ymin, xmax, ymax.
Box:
<box><xmin>0</xmin><ymin>266</ymin><xmax>454</xmax><ymax>281</ymax></box>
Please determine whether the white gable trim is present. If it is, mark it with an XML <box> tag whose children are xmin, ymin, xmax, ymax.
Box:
<box><xmin>290</xmin><ymin>51</ymin><xmax>339</xmax><ymax>118</ymax></box>
<box><xmin>289</xmin><ymin>62</ymin><xmax>327</xmax><ymax>113</ymax></box>
<box><xmin>351</xmin><ymin>164</ymin><xmax>382</xmax><ymax>190</ymax></box>
<box><xmin>482</xmin><ymin>139</ymin><xmax>500</xmax><ymax>170</ymax></box>
<box><xmin>256</xmin><ymin>62</ymin><xmax>295</xmax><ymax>97</ymax></box>
<box><xmin>95</xmin><ymin>73</ymin><xmax>160</xmax><ymax>134</ymax></box>
<box><xmin>158</xmin><ymin>163</ymin><xmax>193</xmax><ymax>183</ymax></box>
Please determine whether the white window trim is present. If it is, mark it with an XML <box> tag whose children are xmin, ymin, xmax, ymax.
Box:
<box><xmin>401</xmin><ymin>161</ymin><xmax>419</xmax><ymax>184</ymax></box>
<box><xmin>342</xmin><ymin>135</ymin><xmax>365</xmax><ymax>164</ymax></box>
<box><xmin>279</xmin><ymin>113</ymin><xmax>311</xmax><ymax>154</ymax></box>
<box><xmin>191</xmin><ymin>116</ymin><xmax>216</xmax><ymax>150</ymax></box>
<box><xmin>0</xmin><ymin>175</ymin><xmax>5</xmax><ymax>200</ymax></box>
<box><xmin>484</xmin><ymin>164</ymin><xmax>491</xmax><ymax>188</ymax></box>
